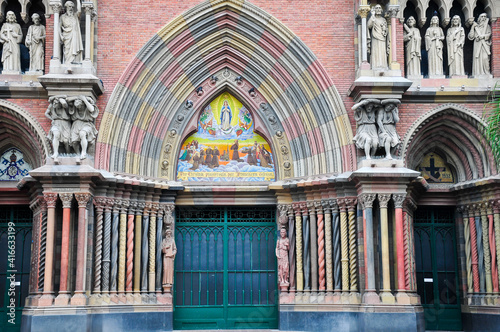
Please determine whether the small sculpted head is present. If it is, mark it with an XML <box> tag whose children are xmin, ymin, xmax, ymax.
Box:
<box><xmin>374</xmin><ymin>5</ymin><xmax>383</xmax><ymax>16</ymax></box>
<box><xmin>32</xmin><ymin>13</ymin><xmax>40</xmax><ymax>25</ymax></box>
<box><xmin>479</xmin><ymin>13</ymin><xmax>488</xmax><ymax>24</ymax></box>
<box><xmin>431</xmin><ymin>16</ymin><xmax>439</xmax><ymax>26</ymax></box>
<box><xmin>6</xmin><ymin>11</ymin><xmax>16</xmax><ymax>24</ymax></box>
<box><xmin>452</xmin><ymin>15</ymin><xmax>461</xmax><ymax>27</ymax></box>
<box><xmin>65</xmin><ymin>1</ymin><xmax>75</xmax><ymax>14</ymax></box>
<box><xmin>280</xmin><ymin>228</ymin><xmax>287</xmax><ymax>238</ymax></box>
<box><xmin>407</xmin><ymin>16</ymin><xmax>416</xmax><ymax>27</ymax></box>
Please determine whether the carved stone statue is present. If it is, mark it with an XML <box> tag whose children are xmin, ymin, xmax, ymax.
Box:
<box><xmin>26</xmin><ymin>13</ymin><xmax>46</xmax><ymax>73</ymax></box>
<box><xmin>468</xmin><ymin>13</ymin><xmax>492</xmax><ymax>77</ymax></box>
<box><xmin>353</xmin><ymin>99</ymin><xmax>380</xmax><ymax>160</ymax></box>
<box><xmin>447</xmin><ymin>15</ymin><xmax>465</xmax><ymax>76</ymax></box>
<box><xmin>367</xmin><ymin>4</ymin><xmax>389</xmax><ymax>70</ymax></box>
<box><xmin>0</xmin><ymin>11</ymin><xmax>23</xmax><ymax>73</ymax></box>
<box><xmin>45</xmin><ymin>95</ymin><xmax>71</xmax><ymax>161</ymax></box>
<box><xmin>276</xmin><ymin>228</ymin><xmax>290</xmax><ymax>290</ymax></box>
<box><xmin>162</xmin><ymin>229</ymin><xmax>177</xmax><ymax>293</ymax></box>
<box><xmin>377</xmin><ymin>99</ymin><xmax>400</xmax><ymax>160</ymax></box>
<box><xmin>403</xmin><ymin>16</ymin><xmax>421</xmax><ymax>77</ymax></box>
<box><xmin>60</xmin><ymin>0</ymin><xmax>83</xmax><ymax>64</ymax></box>
<box><xmin>425</xmin><ymin>16</ymin><xmax>444</xmax><ymax>77</ymax></box>
<box><xmin>68</xmin><ymin>95</ymin><xmax>98</xmax><ymax>160</ymax></box>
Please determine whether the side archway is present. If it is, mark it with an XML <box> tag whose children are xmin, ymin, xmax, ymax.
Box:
<box><xmin>400</xmin><ymin>104</ymin><xmax>497</xmax><ymax>182</ymax></box>
<box><xmin>96</xmin><ymin>0</ymin><xmax>354</xmax><ymax>179</ymax></box>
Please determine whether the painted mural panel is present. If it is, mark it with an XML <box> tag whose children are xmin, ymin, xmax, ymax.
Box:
<box><xmin>177</xmin><ymin>93</ymin><xmax>275</xmax><ymax>181</ymax></box>
<box><xmin>417</xmin><ymin>153</ymin><xmax>454</xmax><ymax>183</ymax></box>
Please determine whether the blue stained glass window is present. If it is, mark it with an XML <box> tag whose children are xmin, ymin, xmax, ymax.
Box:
<box><xmin>0</xmin><ymin>148</ymin><xmax>32</xmax><ymax>181</ymax></box>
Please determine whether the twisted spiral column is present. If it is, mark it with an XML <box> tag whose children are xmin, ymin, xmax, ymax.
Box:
<box><xmin>493</xmin><ymin>203</ymin><xmax>500</xmax><ymax>292</ymax></box>
<box><xmin>287</xmin><ymin>206</ymin><xmax>296</xmax><ymax>291</ymax></box>
<box><xmin>460</xmin><ymin>207</ymin><xmax>473</xmax><ymax>294</ymax></box>
<box><xmin>481</xmin><ymin>205</ymin><xmax>492</xmax><ymax>294</ymax></box>
<box><xmin>293</xmin><ymin>203</ymin><xmax>303</xmax><ymax>291</ymax></box>
<box><xmin>403</xmin><ymin>211</ymin><xmax>410</xmax><ymax>290</ymax></box>
<box><xmin>93</xmin><ymin>197</ymin><xmax>106</xmax><ymax>294</ymax></box>
<box><xmin>37</xmin><ymin>199</ymin><xmax>48</xmax><ymax>293</ymax></box>
<box><xmin>72</xmin><ymin>192</ymin><xmax>92</xmax><ymax>304</ymax></box>
<box><xmin>322</xmin><ymin>200</ymin><xmax>333</xmax><ymax>292</ymax></box>
<box><xmin>126</xmin><ymin>202</ymin><xmax>136</xmax><ymax>293</ymax></box>
<box><xmin>469</xmin><ymin>206</ymin><xmax>480</xmax><ymax>293</ymax></box>
<box><xmin>134</xmin><ymin>202</ymin><xmax>144</xmax><ymax>293</ymax></box>
<box><xmin>149</xmin><ymin>204</ymin><xmax>158</xmax><ymax>293</ymax></box>
<box><xmin>347</xmin><ymin>199</ymin><xmax>357</xmax><ymax>292</ymax></box>
<box><xmin>156</xmin><ymin>206</ymin><xmax>165</xmax><ymax>292</ymax></box>
<box><xmin>307</xmin><ymin>201</ymin><xmax>317</xmax><ymax>291</ymax></box>
<box><xmin>110</xmin><ymin>201</ymin><xmax>120</xmax><ymax>293</ymax></box>
<box><xmin>101</xmin><ymin>199</ymin><xmax>113</xmax><ymax>293</ymax></box>
<box><xmin>330</xmin><ymin>200</ymin><xmax>341</xmax><ymax>291</ymax></box>
<box><xmin>488</xmin><ymin>206</ymin><xmax>498</xmax><ymax>292</ymax></box>
<box><xmin>338</xmin><ymin>199</ymin><xmax>349</xmax><ymax>293</ymax></box>
<box><xmin>316</xmin><ymin>201</ymin><xmax>325</xmax><ymax>291</ymax></box>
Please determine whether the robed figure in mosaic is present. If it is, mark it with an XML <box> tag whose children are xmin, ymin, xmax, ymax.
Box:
<box><xmin>276</xmin><ymin>228</ymin><xmax>290</xmax><ymax>290</ymax></box>
<box><xmin>447</xmin><ymin>15</ymin><xmax>465</xmax><ymax>76</ymax></box>
<box><xmin>425</xmin><ymin>16</ymin><xmax>444</xmax><ymax>77</ymax></box>
<box><xmin>220</xmin><ymin>100</ymin><xmax>232</xmax><ymax>132</ymax></box>
<box><xmin>404</xmin><ymin>16</ymin><xmax>421</xmax><ymax>77</ymax></box>
<box><xmin>162</xmin><ymin>229</ymin><xmax>177</xmax><ymax>293</ymax></box>
<box><xmin>60</xmin><ymin>0</ymin><xmax>84</xmax><ymax>64</ymax></box>
<box><xmin>26</xmin><ymin>13</ymin><xmax>46</xmax><ymax>73</ymax></box>
<box><xmin>367</xmin><ymin>4</ymin><xmax>388</xmax><ymax>70</ymax></box>
<box><xmin>468</xmin><ymin>13</ymin><xmax>492</xmax><ymax>77</ymax></box>
<box><xmin>0</xmin><ymin>11</ymin><xmax>23</xmax><ymax>73</ymax></box>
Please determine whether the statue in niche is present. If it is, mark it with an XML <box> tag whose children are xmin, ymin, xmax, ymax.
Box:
<box><xmin>377</xmin><ymin>99</ymin><xmax>400</xmax><ymax>160</ymax></box>
<box><xmin>45</xmin><ymin>95</ymin><xmax>71</xmax><ymax>161</ymax></box>
<box><xmin>26</xmin><ymin>13</ymin><xmax>46</xmax><ymax>73</ymax></box>
<box><xmin>425</xmin><ymin>16</ymin><xmax>444</xmax><ymax>77</ymax></box>
<box><xmin>353</xmin><ymin>99</ymin><xmax>380</xmax><ymax>160</ymax></box>
<box><xmin>447</xmin><ymin>15</ymin><xmax>465</xmax><ymax>76</ymax></box>
<box><xmin>468</xmin><ymin>13</ymin><xmax>492</xmax><ymax>77</ymax></box>
<box><xmin>367</xmin><ymin>4</ymin><xmax>389</xmax><ymax>70</ymax></box>
<box><xmin>403</xmin><ymin>16</ymin><xmax>421</xmax><ymax>77</ymax></box>
<box><xmin>0</xmin><ymin>11</ymin><xmax>22</xmax><ymax>73</ymax></box>
<box><xmin>68</xmin><ymin>96</ymin><xmax>98</xmax><ymax>160</ymax></box>
<box><xmin>276</xmin><ymin>228</ymin><xmax>290</xmax><ymax>291</ymax></box>
<box><xmin>60</xmin><ymin>0</ymin><xmax>83</xmax><ymax>64</ymax></box>
<box><xmin>162</xmin><ymin>228</ymin><xmax>177</xmax><ymax>293</ymax></box>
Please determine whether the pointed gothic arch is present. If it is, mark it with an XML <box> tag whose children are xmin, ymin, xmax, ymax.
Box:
<box><xmin>96</xmin><ymin>0</ymin><xmax>354</xmax><ymax>179</ymax></box>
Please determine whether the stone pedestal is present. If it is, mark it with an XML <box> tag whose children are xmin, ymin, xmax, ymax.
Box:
<box><xmin>362</xmin><ymin>291</ymin><xmax>380</xmax><ymax>304</ymax></box>
<box><xmin>37</xmin><ymin>294</ymin><xmax>54</xmax><ymax>306</ymax></box>
<box><xmin>54</xmin><ymin>293</ymin><xmax>71</xmax><ymax>305</ymax></box>
<box><xmin>157</xmin><ymin>293</ymin><xmax>172</xmax><ymax>305</ymax></box>
<box><xmin>70</xmin><ymin>293</ymin><xmax>87</xmax><ymax>306</ymax></box>
<box><xmin>396</xmin><ymin>291</ymin><xmax>412</xmax><ymax>305</ymax></box>
<box><xmin>380</xmin><ymin>291</ymin><xmax>395</xmax><ymax>304</ymax></box>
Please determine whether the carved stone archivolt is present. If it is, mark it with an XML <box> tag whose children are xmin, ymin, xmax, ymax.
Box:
<box><xmin>160</xmin><ymin>67</ymin><xmax>293</xmax><ymax>180</ymax></box>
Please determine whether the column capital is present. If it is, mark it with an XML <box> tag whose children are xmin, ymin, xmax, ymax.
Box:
<box><xmin>404</xmin><ymin>197</ymin><xmax>417</xmax><ymax>213</ymax></box>
<box><xmin>128</xmin><ymin>200</ymin><xmax>138</xmax><ymax>214</ymax></box>
<box><xmin>321</xmin><ymin>199</ymin><xmax>331</xmax><ymax>213</ymax></box>
<box><xmin>94</xmin><ymin>196</ymin><xmax>107</xmax><ymax>211</ymax></box>
<box><xmin>60</xmin><ymin>193</ymin><xmax>74</xmax><ymax>209</ymax></box>
<box><xmin>479</xmin><ymin>201</ymin><xmax>490</xmax><ymax>216</ymax></box>
<box><xmin>151</xmin><ymin>203</ymin><xmax>160</xmax><ymax>214</ymax></box>
<box><xmin>299</xmin><ymin>202</ymin><xmax>308</xmax><ymax>215</ymax></box>
<box><xmin>307</xmin><ymin>201</ymin><xmax>315</xmax><ymax>213</ymax></box>
<box><xmin>75</xmin><ymin>193</ymin><xmax>92</xmax><ymax>208</ymax></box>
<box><xmin>345</xmin><ymin>197</ymin><xmax>357</xmax><ymax>212</ymax></box>
<box><xmin>329</xmin><ymin>199</ymin><xmax>338</xmax><ymax>212</ymax></box>
<box><xmin>337</xmin><ymin>198</ymin><xmax>347</xmax><ymax>211</ymax></box>
<box><xmin>120</xmin><ymin>199</ymin><xmax>130</xmax><ymax>213</ymax></box>
<box><xmin>49</xmin><ymin>1</ymin><xmax>62</xmax><ymax>13</ymax></box>
<box><xmin>314</xmin><ymin>200</ymin><xmax>323</xmax><ymax>214</ymax></box>
<box><xmin>359</xmin><ymin>193</ymin><xmax>376</xmax><ymax>209</ymax></box>
<box><xmin>457</xmin><ymin>205</ymin><xmax>468</xmax><ymax>218</ymax></box>
<box><xmin>43</xmin><ymin>192</ymin><xmax>58</xmax><ymax>208</ymax></box>
<box><xmin>29</xmin><ymin>196</ymin><xmax>47</xmax><ymax>213</ymax></box>
<box><xmin>143</xmin><ymin>202</ymin><xmax>152</xmax><ymax>216</ymax></box>
<box><xmin>378</xmin><ymin>194</ymin><xmax>391</xmax><ymax>208</ymax></box>
<box><xmin>393</xmin><ymin>194</ymin><xmax>406</xmax><ymax>209</ymax></box>
<box><xmin>82</xmin><ymin>1</ymin><xmax>94</xmax><ymax>14</ymax></box>
<box><xmin>104</xmin><ymin>198</ymin><xmax>114</xmax><ymax>212</ymax></box>
<box><xmin>386</xmin><ymin>5</ymin><xmax>400</xmax><ymax>18</ymax></box>
<box><xmin>136</xmin><ymin>202</ymin><xmax>145</xmax><ymax>215</ymax></box>
<box><xmin>492</xmin><ymin>200</ymin><xmax>500</xmax><ymax>214</ymax></box>
<box><xmin>358</xmin><ymin>5</ymin><xmax>371</xmax><ymax>19</ymax></box>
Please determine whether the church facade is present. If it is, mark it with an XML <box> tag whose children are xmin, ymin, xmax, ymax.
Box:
<box><xmin>0</xmin><ymin>0</ymin><xmax>499</xmax><ymax>331</ymax></box>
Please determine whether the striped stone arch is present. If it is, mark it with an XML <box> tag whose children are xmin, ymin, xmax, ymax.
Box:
<box><xmin>0</xmin><ymin>99</ymin><xmax>50</xmax><ymax>168</ymax></box>
<box><xmin>96</xmin><ymin>0</ymin><xmax>355</xmax><ymax>180</ymax></box>
<box><xmin>400</xmin><ymin>104</ymin><xmax>497</xmax><ymax>182</ymax></box>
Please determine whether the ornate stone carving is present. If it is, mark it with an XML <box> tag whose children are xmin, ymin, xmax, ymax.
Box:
<box><xmin>377</xmin><ymin>99</ymin><xmax>400</xmax><ymax>159</ymax></box>
<box><xmin>447</xmin><ymin>15</ymin><xmax>465</xmax><ymax>76</ymax></box>
<box><xmin>43</xmin><ymin>192</ymin><xmax>58</xmax><ymax>208</ymax></box>
<box><xmin>59</xmin><ymin>193</ymin><xmax>73</xmax><ymax>209</ymax></box>
<box><xmin>60</xmin><ymin>0</ymin><xmax>83</xmax><ymax>64</ymax></box>
<box><xmin>378</xmin><ymin>194</ymin><xmax>391</xmax><ymax>208</ymax></box>
<box><xmin>468</xmin><ymin>13</ymin><xmax>492</xmax><ymax>77</ymax></box>
<box><xmin>359</xmin><ymin>194</ymin><xmax>376</xmax><ymax>209</ymax></box>
<box><xmin>403</xmin><ymin>16</ymin><xmax>421</xmax><ymax>77</ymax></box>
<box><xmin>162</xmin><ymin>228</ymin><xmax>177</xmax><ymax>293</ymax></box>
<box><xmin>353</xmin><ymin>99</ymin><xmax>380</xmax><ymax>159</ymax></box>
<box><xmin>75</xmin><ymin>192</ymin><xmax>92</xmax><ymax>207</ymax></box>
<box><xmin>367</xmin><ymin>4</ymin><xmax>388</xmax><ymax>70</ymax></box>
<box><xmin>68</xmin><ymin>96</ymin><xmax>99</xmax><ymax>160</ymax></box>
<box><xmin>393</xmin><ymin>194</ymin><xmax>406</xmax><ymax>209</ymax></box>
<box><xmin>425</xmin><ymin>16</ymin><xmax>445</xmax><ymax>77</ymax></box>
<box><xmin>0</xmin><ymin>11</ymin><xmax>22</xmax><ymax>74</ymax></box>
<box><xmin>46</xmin><ymin>95</ymin><xmax>71</xmax><ymax>161</ymax></box>
<box><xmin>26</xmin><ymin>13</ymin><xmax>46</xmax><ymax>73</ymax></box>
<box><xmin>276</xmin><ymin>228</ymin><xmax>290</xmax><ymax>291</ymax></box>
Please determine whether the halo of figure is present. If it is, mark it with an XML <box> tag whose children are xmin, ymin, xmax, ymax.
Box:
<box><xmin>60</xmin><ymin>0</ymin><xmax>84</xmax><ymax>64</ymax></box>
<box><xmin>26</xmin><ymin>13</ymin><xmax>46</xmax><ymax>73</ymax></box>
<box><xmin>367</xmin><ymin>4</ymin><xmax>389</xmax><ymax>70</ymax></box>
<box><xmin>403</xmin><ymin>16</ymin><xmax>422</xmax><ymax>77</ymax></box>
<box><xmin>377</xmin><ymin>99</ymin><xmax>401</xmax><ymax>159</ymax></box>
<box><xmin>468</xmin><ymin>13</ymin><xmax>492</xmax><ymax>77</ymax></box>
<box><xmin>353</xmin><ymin>99</ymin><xmax>380</xmax><ymax>159</ymax></box>
<box><xmin>447</xmin><ymin>15</ymin><xmax>465</xmax><ymax>76</ymax></box>
<box><xmin>425</xmin><ymin>16</ymin><xmax>445</xmax><ymax>77</ymax></box>
<box><xmin>0</xmin><ymin>11</ymin><xmax>23</xmax><ymax>73</ymax></box>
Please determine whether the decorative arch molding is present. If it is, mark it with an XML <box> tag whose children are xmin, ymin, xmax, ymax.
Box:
<box><xmin>96</xmin><ymin>0</ymin><xmax>355</xmax><ymax>179</ymax></box>
<box><xmin>399</xmin><ymin>0</ymin><xmax>499</xmax><ymax>24</ymax></box>
<box><xmin>0</xmin><ymin>99</ymin><xmax>50</xmax><ymax>168</ymax></box>
<box><xmin>400</xmin><ymin>103</ymin><xmax>497</xmax><ymax>182</ymax></box>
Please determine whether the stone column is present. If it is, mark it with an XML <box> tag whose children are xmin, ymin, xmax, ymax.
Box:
<box><xmin>308</xmin><ymin>201</ymin><xmax>318</xmax><ymax>292</ymax></box>
<box><xmin>288</xmin><ymin>205</ymin><xmax>296</xmax><ymax>292</ymax></box>
<box><xmin>55</xmin><ymin>193</ymin><xmax>73</xmax><ymax>305</ymax></box>
<box><xmin>149</xmin><ymin>204</ymin><xmax>159</xmax><ymax>293</ymax></box>
<box><xmin>316</xmin><ymin>201</ymin><xmax>326</xmax><ymax>291</ymax></box>
<box><xmin>394</xmin><ymin>194</ymin><xmax>410</xmax><ymax>303</ymax></box>
<box><xmin>49</xmin><ymin>1</ymin><xmax>62</xmax><ymax>66</ymax></box>
<box><xmin>39</xmin><ymin>193</ymin><xmax>58</xmax><ymax>306</ymax></box>
<box><xmin>322</xmin><ymin>200</ymin><xmax>333</xmax><ymax>292</ymax></box>
<box><xmin>475</xmin><ymin>206</ymin><xmax>486</xmax><ymax>293</ymax></box>
<box><xmin>118</xmin><ymin>200</ymin><xmax>129</xmax><ymax>296</ymax></box>
<box><xmin>301</xmin><ymin>202</ymin><xmax>311</xmax><ymax>291</ymax></box>
<box><xmin>487</xmin><ymin>203</ymin><xmax>498</xmax><ymax>294</ymax></box>
<box><xmin>155</xmin><ymin>206</ymin><xmax>164</xmax><ymax>293</ymax></box>
<box><xmin>358</xmin><ymin>5</ymin><xmax>371</xmax><ymax>70</ymax></box>
<box><xmin>338</xmin><ymin>199</ymin><xmax>350</xmax><ymax>295</ymax></box>
<box><xmin>387</xmin><ymin>5</ymin><xmax>400</xmax><ymax>70</ymax></box>
<box><xmin>71</xmin><ymin>192</ymin><xmax>92</xmax><ymax>305</ymax></box>
<box><xmin>481</xmin><ymin>203</ymin><xmax>493</xmax><ymax>296</ymax></box>
<box><xmin>101</xmin><ymin>198</ymin><xmax>113</xmax><ymax>295</ymax></box>
<box><xmin>93</xmin><ymin>197</ymin><xmax>106</xmax><ymax>296</ymax></box>
<box><xmin>360</xmin><ymin>193</ymin><xmax>379</xmax><ymax>303</ymax></box>
<box><xmin>378</xmin><ymin>194</ymin><xmax>394</xmax><ymax>303</ymax></box>
<box><xmin>141</xmin><ymin>203</ymin><xmax>151</xmax><ymax>294</ymax></box>
<box><xmin>293</xmin><ymin>203</ymin><xmax>303</xmax><ymax>291</ymax></box>
<box><xmin>461</xmin><ymin>206</ymin><xmax>473</xmax><ymax>295</ymax></box>
<box><xmin>330</xmin><ymin>199</ymin><xmax>341</xmax><ymax>293</ymax></box>
<box><xmin>134</xmin><ymin>202</ymin><xmax>144</xmax><ymax>294</ymax></box>
<box><xmin>346</xmin><ymin>198</ymin><xmax>358</xmax><ymax>295</ymax></box>
<box><xmin>493</xmin><ymin>201</ymin><xmax>500</xmax><ymax>294</ymax></box>
<box><xmin>110</xmin><ymin>200</ymin><xmax>120</xmax><ymax>295</ymax></box>
<box><xmin>28</xmin><ymin>197</ymin><xmax>45</xmax><ymax>303</ymax></box>
<box><xmin>126</xmin><ymin>201</ymin><xmax>136</xmax><ymax>293</ymax></box>
<box><xmin>82</xmin><ymin>2</ymin><xmax>94</xmax><ymax>62</ymax></box>
<box><xmin>469</xmin><ymin>205</ymin><xmax>480</xmax><ymax>293</ymax></box>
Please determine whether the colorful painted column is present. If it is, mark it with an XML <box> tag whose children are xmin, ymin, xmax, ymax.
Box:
<box><xmin>126</xmin><ymin>201</ymin><xmax>136</xmax><ymax>293</ymax></box>
<box><xmin>118</xmin><ymin>200</ymin><xmax>129</xmax><ymax>295</ymax></box>
<box><xmin>338</xmin><ymin>199</ymin><xmax>349</xmax><ymax>294</ymax></box>
<box><xmin>493</xmin><ymin>202</ymin><xmax>500</xmax><ymax>293</ymax></box>
<box><xmin>330</xmin><ymin>199</ymin><xmax>341</xmax><ymax>292</ymax></box>
<box><xmin>394</xmin><ymin>194</ymin><xmax>409</xmax><ymax>303</ymax></box>
<box><xmin>141</xmin><ymin>203</ymin><xmax>151</xmax><ymax>293</ymax></box>
<box><xmin>461</xmin><ymin>207</ymin><xmax>473</xmax><ymax>294</ymax></box>
<box><xmin>288</xmin><ymin>205</ymin><xmax>296</xmax><ymax>292</ymax></box>
<box><xmin>155</xmin><ymin>206</ymin><xmax>164</xmax><ymax>293</ymax></box>
<box><xmin>308</xmin><ymin>201</ymin><xmax>318</xmax><ymax>292</ymax></box>
<box><xmin>487</xmin><ymin>204</ymin><xmax>498</xmax><ymax>293</ymax></box>
<box><xmin>322</xmin><ymin>200</ymin><xmax>333</xmax><ymax>292</ymax></box>
<box><xmin>378</xmin><ymin>194</ymin><xmax>394</xmax><ymax>303</ymax></box>
<box><xmin>360</xmin><ymin>193</ymin><xmax>378</xmax><ymax>303</ymax></box>
<box><xmin>38</xmin><ymin>193</ymin><xmax>58</xmax><ymax>306</ymax></box>
<box><xmin>469</xmin><ymin>205</ymin><xmax>480</xmax><ymax>293</ymax></box>
<box><xmin>110</xmin><ymin>200</ymin><xmax>120</xmax><ymax>294</ymax></box>
<box><xmin>102</xmin><ymin>198</ymin><xmax>113</xmax><ymax>294</ymax></box>
<box><xmin>347</xmin><ymin>198</ymin><xmax>358</xmax><ymax>294</ymax></box>
<box><xmin>93</xmin><ymin>197</ymin><xmax>106</xmax><ymax>295</ymax></box>
<box><xmin>134</xmin><ymin>202</ymin><xmax>144</xmax><ymax>293</ymax></box>
<box><xmin>481</xmin><ymin>204</ymin><xmax>492</xmax><ymax>296</ymax></box>
<box><xmin>149</xmin><ymin>204</ymin><xmax>158</xmax><ymax>293</ymax></box>
<box><xmin>293</xmin><ymin>203</ymin><xmax>303</xmax><ymax>291</ymax></box>
<box><xmin>301</xmin><ymin>202</ymin><xmax>311</xmax><ymax>291</ymax></box>
<box><xmin>72</xmin><ymin>192</ymin><xmax>92</xmax><ymax>305</ymax></box>
<box><xmin>55</xmin><ymin>193</ymin><xmax>73</xmax><ymax>305</ymax></box>
<box><xmin>475</xmin><ymin>208</ymin><xmax>486</xmax><ymax>293</ymax></box>
<box><xmin>316</xmin><ymin>201</ymin><xmax>326</xmax><ymax>291</ymax></box>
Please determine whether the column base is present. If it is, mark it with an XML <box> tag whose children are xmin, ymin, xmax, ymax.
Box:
<box><xmin>156</xmin><ymin>293</ymin><xmax>172</xmax><ymax>305</ymax></box>
<box><xmin>349</xmin><ymin>292</ymin><xmax>361</xmax><ymax>304</ymax></box>
<box><xmin>362</xmin><ymin>290</ymin><xmax>380</xmax><ymax>304</ymax></box>
<box><xmin>38</xmin><ymin>294</ymin><xmax>55</xmax><ymax>306</ymax></box>
<box><xmin>54</xmin><ymin>293</ymin><xmax>71</xmax><ymax>306</ymax></box>
<box><xmin>389</xmin><ymin>62</ymin><xmax>401</xmax><ymax>70</ymax></box>
<box><xmin>380</xmin><ymin>291</ymin><xmax>395</xmax><ymax>304</ymax></box>
<box><xmin>395</xmin><ymin>291</ymin><xmax>412</xmax><ymax>305</ymax></box>
<box><xmin>70</xmin><ymin>292</ymin><xmax>87</xmax><ymax>306</ymax></box>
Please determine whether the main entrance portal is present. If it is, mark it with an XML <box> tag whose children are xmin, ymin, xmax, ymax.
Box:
<box><xmin>173</xmin><ymin>206</ymin><xmax>278</xmax><ymax>330</ymax></box>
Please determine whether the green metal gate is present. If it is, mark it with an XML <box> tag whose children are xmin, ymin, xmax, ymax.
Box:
<box><xmin>0</xmin><ymin>206</ymin><xmax>32</xmax><ymax>332</ymax></box>
<box><xmin>174</xmin><ymin>206</ymin><xmax>278</xmax><ymax>330</ymax></box>
<box><xmin>414</xmin><ymin>207</ymin><xmax>462</xmax><ymax>331</ymax></box>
